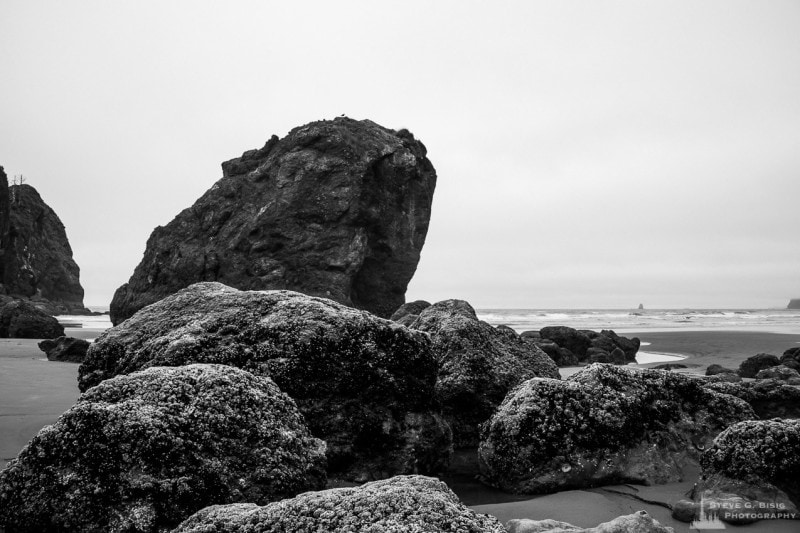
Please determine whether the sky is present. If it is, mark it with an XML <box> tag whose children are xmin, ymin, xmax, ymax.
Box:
<box><xmin>1</xmin><ymin>1</ymin><xmax>798</xmax><ymax>309</ymax></box>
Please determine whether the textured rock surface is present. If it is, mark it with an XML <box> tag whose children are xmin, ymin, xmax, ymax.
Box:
<box><xmin>0</xmin><ymin>181</ymin><xmax>86</xmax><ymax>313</ymax></box>
<box><xmin>38</xmin><ymin>335</ymin><xmax>90</xmax><ymax>362</ymax></box>
<box><xmin>755</xmin><ymin>365</ymin><xmax>800</xmax><ymax>381</ymax></box>
<box><xmin>479</xmin><ymin>364</ymin><xmax>752</xmax><ymax>494</ymax></box>
<box><xmin>0</xmin><ymin>299</ymin><xmax>64</xmax><ymax>338</ymax></box>
<box><xmin>389</xmin><ymin>299</ymin><xmax>431</xmax><ymax>322</ymax></box>
<box><xmin>82</xmin><ymin>282</ymin><xmax>451</xmax><ymax>480</ymax></box>
<box><xmin>507</xmin><ymin>510</ymin><xmax>674</xmax><ymax>532</ymax></box>
<box><xmin>781</xmin><ymin>348</ymin><xmax>800</xmax><ymax>371</ymax></box>
<box><xmin>174</xmin><ymin>475</ymin><xmax>505</xmax><ymax>533</ymax></box>
<box><xmin>701</xmin><ymin>418</ymin><xmax>800</xmax><ymax>508</ymax></box>
<box><xmin>409</xmin><ymin>299</ymin><xmax>559</xmax><ymax>447</ymax></box>
<box><xmin>738</xmin><ymin>353</ymin><xmax>780</xmax><ymax>378</ymax></box>
<box><xmin>110</xmin><ymin>117</ymin><xmax>437</xmax><ymax>324</ymax></box>
<box><xmin>706</xmin><ymin>364</ymin><xmax>737</xmax><ymax>376</ymax></box>
<box><xmin>707</xmin><ymin>379</ymin><xmax>800</xmax><ymax>419</ymax></box>
<box><xmin>0</xmin><ymin>364</ymin><xmax>326</xmax><ymax>533</ymax></box>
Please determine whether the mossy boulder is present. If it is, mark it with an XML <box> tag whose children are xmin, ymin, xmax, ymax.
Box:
<box><xmin>0</xmin><ymin>364</ymin><xmax>326</xmax><ymax>533</ymax></box>
<box><xmin>174</xmin><ymin>475</ymin><xmax>505</xmax><ymax>533</ymax></box>
<box><xmin>408</xmin><ymin>299</ymin><xmax>559</xmax><ymax>447</ymax></box>
<box><xmin>79</xmin><ymin>282</ymin><xmax>451</xmax><ymax>480</ymax></box>
<box><xmin>700</xmin><ymin>419</ymin><xmax>800</xmax><ymax>513</ymax></box>
<box><xmin>479</xmin><ymin>364</ymin><xmax>753</xmax><ymax>494</ymax></box>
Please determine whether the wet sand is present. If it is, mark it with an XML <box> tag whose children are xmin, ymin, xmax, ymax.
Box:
<box><xmin>2</xmin><ymin>328</ymin><xmax>799</xmax><ymax>531</ymax></box>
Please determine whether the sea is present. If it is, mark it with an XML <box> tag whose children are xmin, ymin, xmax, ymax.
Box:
<box><xmin>54</xmin><ymin>307</ymin><xmax>800</xmax><ymax>365</ymax></box>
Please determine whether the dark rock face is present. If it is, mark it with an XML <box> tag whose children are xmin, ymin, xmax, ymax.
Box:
<box><xmin>174</xmin><ymin>475</ymin><xmax>506</xmax><ymax>533</ymax></box>
<box><xmin>478</xmin><ymin>364</ymin><xmax>752</xmax><ymax>494</ymax></box>
<box><xmin>738</xmin><ymin>353</ymin><xmax>780</xmax><ymax>378</ymax></box>
<box><xmin>781</xmin><ymin>347</ymin><xmax>800</xmax><ymax>371</ymax></box>
<box><xmin>38</xmin><ymin>336</ymin><xmax>90</xmax><ymax>362</ymax></box>
<box><xmin>788</xmin><ymin>299</ymin><xmax>800</xmax><ymax>309</ymax></box>
<box><xmin>81</xmin><ymin>282</ymin><xmax>451</xmax><ymax>481</ymax></box>
<box><xmin>0</xmin><ymin>167</ymin><xmax>9</xmax><ymax>284</ymax></box>
<box><xmin>707</xmin><ymin>363</ymin><xmax>737</xmax><ymax>375</ymax></box>
<box><xmin>532</xmin><ymin>326</ymin><xmax>639</xmax><ymax>366</ymax></box>
<box><xmin>507</xmin><ymin>511</ymin><xmax>673</xmax><ymax>533</ymax></box>
<box><xmin>701</xmin><ymin>419</ymin><xmax>800</xmax><ymax>508</ymax></box>
<box><xmin>0</xmin><ymin>182</ymin><xmax>86</xmax><ymax>313</ymax></box>
<box><xmin>408</xmin><ymin>299</ymin><xmax>559</xmax><ymax>447</ymax></box>
<box><xmin>390</xmin><ymin>299</ymin><xmax>431</xmax><ymax>321</ymax></box>
<box><xmin>0</xmin><ymin>364</ymin><xmax>326</xmax><ymax>533</ymax></box>
<box><xmin>0</xmin><ymin>299</ymin><xmax>64</xmax><ymax>338</ymax></box>
<box><xmin>110</xmin><ymin>118</ymin><xmax>437</xmax><ymax>324</ymax></box>
<box><xmin>706</xmin><ymin>379</ymin><xmax>800</xmax><ymax>418</ymax></box>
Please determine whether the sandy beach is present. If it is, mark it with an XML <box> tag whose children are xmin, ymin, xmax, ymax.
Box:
<box><xmin>2</xmin><ymin>327</ymin><xmax>798</xmax><ymax>531</ymax></box>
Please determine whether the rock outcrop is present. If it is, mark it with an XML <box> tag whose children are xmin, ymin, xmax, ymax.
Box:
<box><xmin>174</xmin><ymin>475</ymin><xmax>505</xmax><ymax>533</ymax></box>
<box><xmin>81</xmin><ymin>282</ymin><xmax>451</xmax><ymax>481</ymax></box>
<box><xmin>479</xmin><ymin>364</ymin><xmax>752</xmax><ymax>494</ymax></box>
<box><xmin>408</xmin><ymin>299</ymin><xmax>559</xmax><ymax>447</ymax></box>
<box><xmin>110</xmin><ymin>118</ymin><xmax>437</xmax><ymax>324</ymax></box>
<box><xmin>706</xmin><ymin>379</ymin><xmax>800</xmax><ymax>419</ymax></box>
<box><xmin>755</xmin><ymin>365</ymin><xmax>800</xmax><ymax>382</ymax></box>
<box><xmin>526</xmin><ymin>326</ymin><xmax>640</xmax><ymax>366</ymax></box>
<box><xmin>738</xmin><ymin>353</ymin><xmax>780</xmax><ymax>378</ymax></box>
<box><xmin>700</xmin><ymin>419</ymin><xmax>800</xmax><ymax>511</ymax></box>
<box><xmin>0</xmin><ymin>364</ymin><xmax>326</xmax><ymax>533</ymax></box>
<box><xmin>0</xmin><ymin>174</ymin><xmax>86</xmax><ymax>313</ymax></box>
<box><xmin>38</xmin><ymin>336</ymin><xmax>90</xmax><ymax>362</ymax></box>
<box><xmin>781</xmin><ymin>347</ymin><xmax>800</xmax><ymax>371</ymax></box>
<box><xmin>507</xmin><ymin>510</ymin><xmax>674</xmax><ymax>533</ymax></box>
<box><xmin>788</xmin><ymin>299</ymin><xmax>800</xmax><ymax>309</ymax></box>
<box><xmin>0</xmin><ymin>299</ymin><xmax>64</xmax><ymax>338</ymax></box>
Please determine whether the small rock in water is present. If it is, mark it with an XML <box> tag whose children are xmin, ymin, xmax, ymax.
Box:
<box><xmin>38</xmin><ymin>336</ymin><xmax>90</xmax><ymax>362</ymax></box>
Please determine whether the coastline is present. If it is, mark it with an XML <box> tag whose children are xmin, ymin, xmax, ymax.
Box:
<box><xmin>2</xmin><ymin>327</ymin><xmax>799</xmax><ymax>531</ymax></box>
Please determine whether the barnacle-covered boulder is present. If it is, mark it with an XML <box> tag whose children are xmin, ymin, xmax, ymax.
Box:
<box><xmin>479</xmin><ymin>364</ymin><xmax>753</xmax><ymax>494</ymax></box>
<box><xmin>701</xmin><ymin>418</ymin><xmax>800</xmax><ymax>508</ymax></box>
<box><xmin>0</xmin><ymin>364</ymin><xmax>326</xmax><ymax>533</ymax></box>
<box><xmin>706</xmin><ymin>379</ymin><xmax>800</xmax><ymax>419</ymax></box>
<box><xmin>173</xmin><ymin>475</ymin><xmax>505</xmax><ymax>533</ymax></box>
<box><xmin>408</xmin><ymin>299</ymin><xmax>559</xmax><ymax>446</ymax></box>
<box><xmin>79</xmin><ymin>282</ymin><xmax>451</xmax><ymax>480</ymax></box>
<box><xmin>755</xmin><ymin>365</ymin><xmax>800</xmax><ymax>382</ymax></box>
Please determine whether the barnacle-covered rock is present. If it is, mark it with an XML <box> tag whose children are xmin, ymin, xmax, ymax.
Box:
<box><xmin>173</xmin><ymin>475</ymin><xmax>505</xmax><ymax>533</ymax></box>
<box><xmin>79</xmin><ymin>282</ymin><xmax>451</xmax><ymax>480</ymax></box>
<box><xmin>479</xmin><ymin>364</ymin><xmax>753</xmax><ymax>494</ymax></box>
<box><xmin>755</xmin><ymin>365</ymin><xmax>800</xmax><ymax>382</ymax></box>
<box><xmin>0</xmin><ymin>364</ymin><xmax>326</xmax><ymax>533</ymax></box>
<box><xmin>507</xmin><ymin>510</ymin><xmax>674</xmax><ymax>532</ymax></box>
<box><xmin>701</xmin><ymin>418</ymin><xmax>800</xmax><ymax>507</ymax></box>
<box><xmin>408</xmin><ymin>299</ymin><xmax>559</xmax><ymax>446</ymax></box>
<box><xmin>706</xmin><ymin>379</ymin><xmax>800</xmax><ymax>419</ymax></box>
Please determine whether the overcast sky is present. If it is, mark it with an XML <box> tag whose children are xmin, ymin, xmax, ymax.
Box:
<box><xmin>1</xmin><ymin>1</ymin><xmax>798</xmax><ymax>309</ymax></box>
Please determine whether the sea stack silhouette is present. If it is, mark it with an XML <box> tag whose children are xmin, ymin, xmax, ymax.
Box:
<box><xmin>0</xmin><ymin>166</ymin><xmax>87</xmax><ymax>314</ymax></box>
<box><xmin>789</xmin><ymin>299</ymin><xmax>800</xmax><ymax>309</ymax></box>
<box><xmin>110</xmin><ymin>118</ymin><xmax>437</xmax><ymax>324</ymax></box>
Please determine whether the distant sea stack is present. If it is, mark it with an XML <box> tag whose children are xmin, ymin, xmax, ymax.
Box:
<box><xmin>110</xmin><ymin>118</ymin><xmax>437</xmax><ymax>324</ymax></box>
<box><xmin>0</xmin><ymin>167</ymin><xmax>86</xmax><ymax>313</ymax></box>
<box><xmin>789</xmin><ymin>299</ymin><xmax>800</xmax><ymax>310</ymax></box>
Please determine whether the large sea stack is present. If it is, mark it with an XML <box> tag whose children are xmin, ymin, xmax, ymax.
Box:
<box><xmin>789</xmin><ymin>299</ymin><xmax>800</xmax><ymax>309</ymax></box>
<box><xmin>110</xmin><ymin>118</ymin><xmax>437</xmax><ymax>324</ymax></box>
<box><xmin>0</xmin><ymin>167</ymin><xmax>86</xmax><ymax>313</ymax></box>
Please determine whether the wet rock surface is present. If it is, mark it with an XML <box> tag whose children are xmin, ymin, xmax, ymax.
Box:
<box><xmin>507</xmin><ymin>510</ymin><xmax>674</xmax><ymax>532</ymax></box>
<box><xmin>479</xmin><ymin>364</ymin><xmax>752</xmax><ymax>494</ymax></box>
<box><xmin>38</xmin><ymin>336</ymin><xmax>90</xmax><ymax>362</ymax></box>
<box><xmin>705</xmin><ymin>379</ymin><xmax>800</xmax><ymax>419</ymax></box>
<box><xmin>408</xmin><ymin>299</ymin><xmax>559</xmax><ymax>447</ymax></box>
<box><xmin>0</xmin><ymin>364</ymin><xmax>326</xmax><ymax>533</ymax></box>
<box><xmin>110</xmin><ymin>117</ymin><xmax>437</xmax><ymax>323</ymax></box>
<box><xmin>81</xmin><ymin>282</ymin><xmax>451</xmax><ymax>481</ymax></box>
<box><xmin>173</xmin><ymin>475</ymin><xmax>506</xmax><ymax>533</ymax></box>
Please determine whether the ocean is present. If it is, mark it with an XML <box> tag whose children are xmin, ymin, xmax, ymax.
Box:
<box><xmin>476</xmin><ymin>308</ymin><xmax>800</xmax><ymax>335</ymax></box>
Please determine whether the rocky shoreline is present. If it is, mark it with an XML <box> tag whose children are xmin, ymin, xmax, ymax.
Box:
<box><xmin>1</xmin><ymin>290</ymin><xmax>799</xmax><ymax>532</ymax></box>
